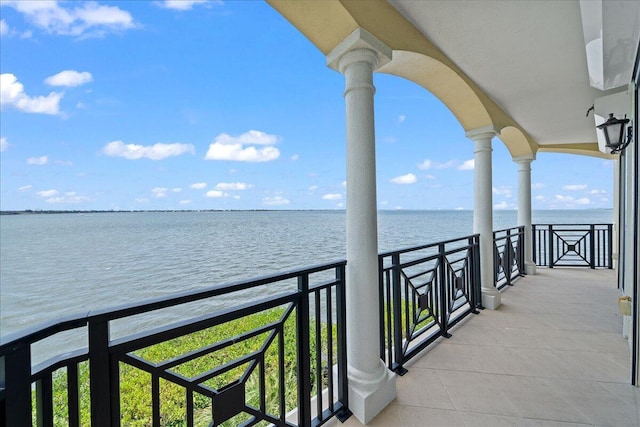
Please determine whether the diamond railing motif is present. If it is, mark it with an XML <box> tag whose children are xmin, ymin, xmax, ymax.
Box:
<box><xmin>379</xmin><ymin>235</ymin><xmax>481</xmax><ymax>374</ymax></box>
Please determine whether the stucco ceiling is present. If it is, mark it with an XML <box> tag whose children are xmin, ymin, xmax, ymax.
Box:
<box><xmin>268</xmin><ymin>0</ymin><xmax>639</xmax><ymax>157</ymax></box>
<box><xmin>387</xmin><ymin>0</ymin><xmax>636</xmax><ymax>148</ymax></box>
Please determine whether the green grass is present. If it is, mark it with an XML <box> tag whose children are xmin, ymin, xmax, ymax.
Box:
<box><xmin>38</xmin><ymin>305</ymin><xmax>338</xmax><ymax>427</ymax></box>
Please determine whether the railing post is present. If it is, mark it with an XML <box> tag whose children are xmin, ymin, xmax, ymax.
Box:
<box><xmin>88</xmin><ymin>317</ymin><xmax>112</xmax><ymax>427</ymax></box>
<box><xmin>378</xmin><ymin>257</ymin><xmax>385</xmax><ymax>362</ymax></box>
<box><xmin>532</xmin><ymin>225</ymin><xmax>537</xmax><ymax>265</ymax></box>
<box><xmin>468</xmin><ymin>236</ymin><xmax>480</xmax><ymax>313</ymax></box>
<box><xmin>391</xmin><ymin>253</ymin><xmax>405</xmax><ymax>373</ymax></box>
<box><xmin>3</xmin><ymin>343</ymin><xmax>32</xmax><ymax>427</ymax></box>
<box><xmin>296</xmin><ymin>274</ymin><xmax>312</xmax><ymax>427</ymax></box>
<box><xmin>35</xmin><ymin>375</ymin><xmax>54</xmax><ymax>427</ymax></box>
<box><xmin>589</xmin><ymin>224</ymin><xmax>596</xmax><ymax>269</ymax></box>
<box><xmin>548</xmin><ymin>225</ymin><xmax>554</xmax><ymax>268</ymax></box>
<box><xmin>495</xmin><ymin>234</ymin><xmax>502</xmax><ymax>286</ymax></box>
<box><xmin>438</xmin><ymin>243</ymin><xmax>452</xmax><ymax>339</ymax></box>
<box><xmin>519</xmin><ymin>226</ymin><xmax>525</xmax><ymax>274</ymax></box>
<box><xmin>506</xmin><ymin>229</ymin><xmax>512</xmax><ymax>286</ymax></box>
<box><xmin>335</xmin><ymin>264</ymin><xmax>350</xmax><ymax>421</ymax></box>
<box><xmin>607</xmin><ymin>224</ymin><xmax>613</xmax><ymax>269</ymax></box>
<box><xmin>473</xmin><ymin>235</ymin><xmax>483</xmax><ymax>310</ymax></box>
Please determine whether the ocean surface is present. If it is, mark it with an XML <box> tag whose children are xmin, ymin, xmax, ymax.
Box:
<box><xmin>0</xmin><ymin>209</ymin><xmax>613</xmax><ymax>358</ymax></box>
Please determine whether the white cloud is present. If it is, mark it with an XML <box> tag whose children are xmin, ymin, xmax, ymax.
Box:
<box><xmin>136</xmin><ymin>198</ymin><xmax>150</xmax><ymax>203</ymax></box>
<box><xmin>45</xmin><ymin>70</ymin><xmax>93</xmax><ymax>87</ymax></box>
<box><xmin>390</xmin><ymin>173</ymin><xmax>417</xmax><ymax>184</ymax></box>
<box><xmin>179</xmin><ymin>199</ymin><xmax>192</xmax><ymax>205</ymax></box>
<box><xmin>205</xmin><ymin>130</ymin><xmax>280</xmax><ymax>162</ymax></box>
<box><xmin>152</xmin><ymin>187</ymin><xmax>168</xmax><ymax>198</ymax></box>
<box><xmin>562</xmin><ymin>184</ymin><xmax>588</xmax><ymax>191</ymax></box>
<box><xmin>458</xmin><ymin>159</ymin><xmax>474</xmax><ymax>170</ymax></box>
<box><xmin>290</xmin><ymin>154</ymin><xmax>299</xmax><ymax>161</ymax></box>
<box><xmin>553</xmin><ymin>195</ymin><xmax>591</xmax><ymax>206</ymax></box>
<box><xmin>435</xmin><ymin>160</ymin><xmax>457</xmax><ymax>169</ymax></box>
<box><xmin>205</xmin><ymin>190</ymin><xmax>227</xmax><ymax>198</ymax></box>
<box><xmin>263</xmin><ymin>196</ymin><xmax>290</xmax><ymax>206</ymax></box>
<box><xmin>45</xmin><ymin>192</ymin><xmax>92</xmax><ymax>204</ymax></box>
<box><xmin>214</xmin><ymin>182</ymin><xmax>252</xmax><ymax>191</ymax></box>
<box><xmin>0</xmin><ymin>136</ymin><xmax>7</xmax><ymax>152</ymax></box>
<box><xmin>157</xmin><ymin>0</ymin><xmax>215</xmax><ymax>10</ymax></box>
<box><xmin>589</xmin><ymin>189</ymin><xmax>607</xmax><ymax>195</ymax></box>
<box><xmin>417</xmin><ymin>159</ymin><xmax>432</xmax><ymax>170</ymax></box>
<box><xmin>308</xmin><ymin>185</ymin><xmax>318</xmax><ymax>192</ymax></box>
<box><xmin>204</xmin><ymin>142</ymin><xmax>279</xmax><ymax>162</ymax></box>
<box><xmin>342</xmin><ymin>181</ymin><xmax>347</xmax><ymax>187</ymax></box>
<box><xmin>1</xmin><ymin>1</ymin><xmax>136</xmax><ymax>37</ymax></box>
<box><xmin>493</xmin><ymin>186</ymin><xmax>513</xmax><ymax>198</ymax></box>
<box><xmin>27</xmin><ymin>156</ymin><xmax>48</xmax><ymax>165</ymax></box>
<box><xmin>575</xmin><ymin>197</ymin><xmax>591</xmax><ymax>205</ymax></box>
<box><xmin>0</xmin><ymin>19</ymin><xmax>8</xmax><ymax>35</ymax></box>
<box><xmin>18</xmin><ymin>185</ymin><xmax>32</xmax><ymax>191</ymax></box>
<box><xmin>172</xmin><ymin>188</ymin><xmax>181</xmax><ymax>192</ymax></box>
<box><xmin>398</xmin><ymin>115</ymin><xmax>406</xmax><ymax>123</ymax></box>
<box><xmin>424</xmin><ymin>174</ymin><xmax>436</xmax><ymax>180</ymax></box>
<box><xmin>102</xmin><ymin>140</ymin><xmax>195</xmax><ymax>160</ymax></box>
<box><xmin>214</xmin><ymin>130</ymin><xmax>279</xmax><ymax>145</ymax></box>
<box><xmin>36</xmin><ymin>189</ymin><xmax>59</xmax><ymax>198</ymax></box>
<box><xmin>535</xmin><ymin>195</ymin><xmax>546</xmax><ymax>201</ymax></box>
<box><xmin>1</xmin><ymin>73</ymin><xmax>63</xmax><ymax>115</ymax></box>
<box><xmin>322</xmin><ymin>193</ymin><xmax>342</xmax><ymax>200</ymax></box>
<box><xmin>190</xmin><ymin>182</ymin><xmax>207</xmax><ymax>189</ymax></box>
<box><xmin>419</xmin><ymin>159</ymin><xmax>460</xmax><ymax>170</ymax></box>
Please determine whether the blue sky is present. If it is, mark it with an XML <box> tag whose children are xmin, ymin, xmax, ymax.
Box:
<box><xmin>0</xmin><ymin>0</ymin><xmax>614</xmax><ymax>211</ymax></box>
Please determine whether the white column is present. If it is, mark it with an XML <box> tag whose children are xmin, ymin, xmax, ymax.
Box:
<box><xmin>514</xmin><ymin>154</ymin><xmax>537</xmax><ymax>275</ymax></box>
<box><xmin>466</xmin><ymin>126</ymin><xmax>501</xmax><ymax>309</ymax></box>
<box><xmin>327</xmin><ymin>29</ymin><xmax>395</xmax><ymax>424</ymax></box>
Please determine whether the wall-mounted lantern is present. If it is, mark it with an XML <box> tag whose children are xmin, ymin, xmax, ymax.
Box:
<box><xmin>597</xmin><ymin>113</ymin><xmax>633</xmax><ymax>154</ymax></box>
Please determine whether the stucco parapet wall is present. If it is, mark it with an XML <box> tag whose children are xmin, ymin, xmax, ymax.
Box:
<box><xmin>327</xmin><ymin>28</ymin><xmax>392</xmax><ymax>72</ymax></box>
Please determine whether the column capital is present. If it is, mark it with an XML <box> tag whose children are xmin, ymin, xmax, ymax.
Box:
<box><xmin>513</xmin><ymin>153</ymin><xmax>536</xmax><ymax>164</ymax></box>
<box><xmin>465</xmin><ymin>125</ymin><xmax>499</xmax><ymax>142</ymax></box>
<box><xmin>327</xmin><ymin>27</ymin><xmax>392</xmax><ymax>72</ymax></box>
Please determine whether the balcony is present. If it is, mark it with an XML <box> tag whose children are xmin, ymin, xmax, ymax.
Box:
<box><xmin>338</xmin><ymin>266</ymin><xmax>638</xmax><ymax>426</ymax></box>
<box><xmin>1</xmin><ymin>224</ymin><xmax>636</xmax><ymax>426</ymax></box>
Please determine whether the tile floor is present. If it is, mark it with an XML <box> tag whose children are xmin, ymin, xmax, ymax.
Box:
<box><xmin>338</xmin><ymin>268</ymin><xmax>640</xmax><ymax>426</ymax></box>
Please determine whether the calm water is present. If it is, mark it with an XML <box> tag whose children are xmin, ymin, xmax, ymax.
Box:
<box><xmin>0</xmin><ymin>210</ymin><xmax>613</xmax><ymax>342</ymax></box>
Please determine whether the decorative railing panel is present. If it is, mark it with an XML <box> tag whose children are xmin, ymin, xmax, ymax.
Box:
<box><xmin>378</xmin><ymin>235</ymin><xmax>481</xmax><ymax>374</ymax></box>
<box><xmin>493</xmin><ymin>226</ymin><xmax>525</xmax><ymax>289</ymax></box>
<box><xmin>532</xmin><ymin>224</ymin><xmax>613</xmax><ymax>269</ymax></box>
<box><xmin>0</xmin><ymin>261</ymin><xmax>350</xmax><ymax>427</ymax></box>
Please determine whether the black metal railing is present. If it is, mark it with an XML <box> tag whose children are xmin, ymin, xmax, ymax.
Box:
<box><xmin>0</xmin><ymin>261</ymin><xmax>351</xmax><ymax>427</ymax></box>
<box><xmin>493</xmin><ymin>226</ymin><xmax>525</xmax><ymax>289</ymax></box>
<box><xmin>532</xmin><ymin>224</ymin><xmax>613</xmax><ymax>268</ymax></box>
<box><xmin>378</xmin><ymin>235</ymin><xmax>481</xmax><ymax>374</ymax></box>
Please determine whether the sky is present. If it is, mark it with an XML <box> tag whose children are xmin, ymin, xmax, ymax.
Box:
<box><xmin>0</xmin><ymin>0</ymin><xmax>614</xmax><ymax>212</ymax></box>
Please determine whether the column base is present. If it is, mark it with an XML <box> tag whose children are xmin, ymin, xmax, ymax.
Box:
<box><xmin>348</xmin><ymin>365</ymin><xmax>396</xmax><ymax>424</ymax></box>
<box><xmin>481</xmin><ymin>288</ymin><xmax>501</xmax><ymax>310</ymax></box>
<box><xmin>524</xmin><ymin>261</ymin><xmax>537</xmax><ymax>275</ymax></box>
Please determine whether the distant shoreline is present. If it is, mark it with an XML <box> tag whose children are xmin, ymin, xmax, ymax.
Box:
<box><xmin>0</xmin><ymin>209</ymin><xmax>349</xmax><ymax>215</ymax></box>
<box><xmin>0</xmin><ymin>208</ymin><xmax>613</xmax><ymax>215</ymax></box>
